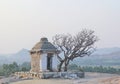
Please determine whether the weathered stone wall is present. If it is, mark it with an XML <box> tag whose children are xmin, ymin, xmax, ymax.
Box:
<box><xmin>30</xmin><ymin>52</ymin><xmax>40</xmax><ymax>73</ymax></box>
<box><xmin>15</xmin><ymin>71</ymin><xmax>84</xmax><ymax>79</ymax></box>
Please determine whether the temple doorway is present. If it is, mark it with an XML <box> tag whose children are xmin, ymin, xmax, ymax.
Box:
<box><xmin>47</xmin><ymin>53</ymin><xmax>53</xmax><ymax>71</ymax></box>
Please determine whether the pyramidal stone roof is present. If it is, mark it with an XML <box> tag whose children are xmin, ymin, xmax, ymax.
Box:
<box><xmin>31</xmin><ymin>37</ymin><xmax>57</xmax><ymax>52</ymax></box>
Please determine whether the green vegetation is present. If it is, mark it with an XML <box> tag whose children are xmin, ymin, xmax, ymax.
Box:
<box><xmin>0</xmin><ymin>62</ymin><xmax>31</xmax><ymax>77</ymax></box>
<box><xmin>68</xmin><ymin>64</ymin><xmax>120</xmax><ymax>74</ymax></box>
<box><xmin>0</xmin><ymin>62</ymin><xmax>119</xmax><ymax>77</ymax></box>
<box><xmin>20</xmin><ymin>62</ymin><xmax>31</xmax><ymax>71</ymax></box>
<box><xmin>82</xmin><ymin>66</ymin><xmax>120</xmax><ymax>74</ymax></box>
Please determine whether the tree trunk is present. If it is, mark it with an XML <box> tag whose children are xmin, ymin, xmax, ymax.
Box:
<box><xmin>64</xmin><ymin>59</ymin><xmax>70</xmax><ymax>72</ymax></box>
<box><xmin>58</xmin><ymin>61</ymin><xmax>64</xmax><ymax>72</ymax></box>
<box><xmin>64</xmin><ymin>65</ymin><xmax>68</xmax><ymax>72</ymax></box>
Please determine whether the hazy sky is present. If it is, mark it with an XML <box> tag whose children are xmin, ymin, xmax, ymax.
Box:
<box><xmin>0</xmin><ymin>0</ymin><xmax>120</xmax><ymax>54</ymax></box>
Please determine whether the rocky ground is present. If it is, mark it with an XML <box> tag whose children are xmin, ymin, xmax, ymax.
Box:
<box><xmin>74</xmin><ymin>72</ymin><xmax>120</xmax><ymax>84</ymax></box>
<box><xmin>0</xmin><ymin>72</ymin><xmax>120</xmax><ymax>84</ymax></box>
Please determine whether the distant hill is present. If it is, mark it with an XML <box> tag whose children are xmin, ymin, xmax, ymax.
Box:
<box><xmin>0</xmin><ymin>49</ymin><xmax>30</xmax><ymax>64</ymax></box>
<box><xmin>93</xmin><ymin>47</ymin><xmax>120</xmax><ymax>55</ymax></box>
<box><xmin>72</xmin><ymin>47</ymin><xmax>120</xmax><ymax>67</ymax></box>
<box><xmin>0</xmin><ymin>47</ymin><xmax>120</xmax><ymax>67</ymax></box>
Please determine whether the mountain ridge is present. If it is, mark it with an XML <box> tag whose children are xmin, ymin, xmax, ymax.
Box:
<box><xmin>0</xmin><ymin>47</ymin><xmax>120</xmax><ymax>66</ymax></box>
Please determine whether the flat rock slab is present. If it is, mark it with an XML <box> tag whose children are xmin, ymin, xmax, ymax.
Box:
<box><xmin>15</xmin><ymin>72</ymin><xmax>84</xmax><ymax>79</ymax></box>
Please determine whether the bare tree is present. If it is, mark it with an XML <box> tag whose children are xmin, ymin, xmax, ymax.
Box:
<box><xmin>53</xmin><ymin>29</ymin><xmax>98</xmax><ymax>71</ymax></box>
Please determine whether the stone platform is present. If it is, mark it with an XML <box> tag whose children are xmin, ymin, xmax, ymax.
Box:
<box><xmin>15</xmin><ymin>71</ymin><xmax>84</xmax><ymax>79</ymax></box>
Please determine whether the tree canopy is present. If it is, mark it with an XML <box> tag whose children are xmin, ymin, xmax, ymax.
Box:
<box><xmin>53</xmin><ymin>29</ymin><xmax>98</xmax><ymax>71</ymax></box>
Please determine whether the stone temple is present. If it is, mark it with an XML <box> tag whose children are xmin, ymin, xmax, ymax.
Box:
<box><xmin>30</xmin><ymin>37</ymin><xmax>58</xmax><ymax>73</ymax></box>
<box><xmin>15</xmin><ymin>37</ymin><xmax>84</xmax><ymax>79</ymax></box>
